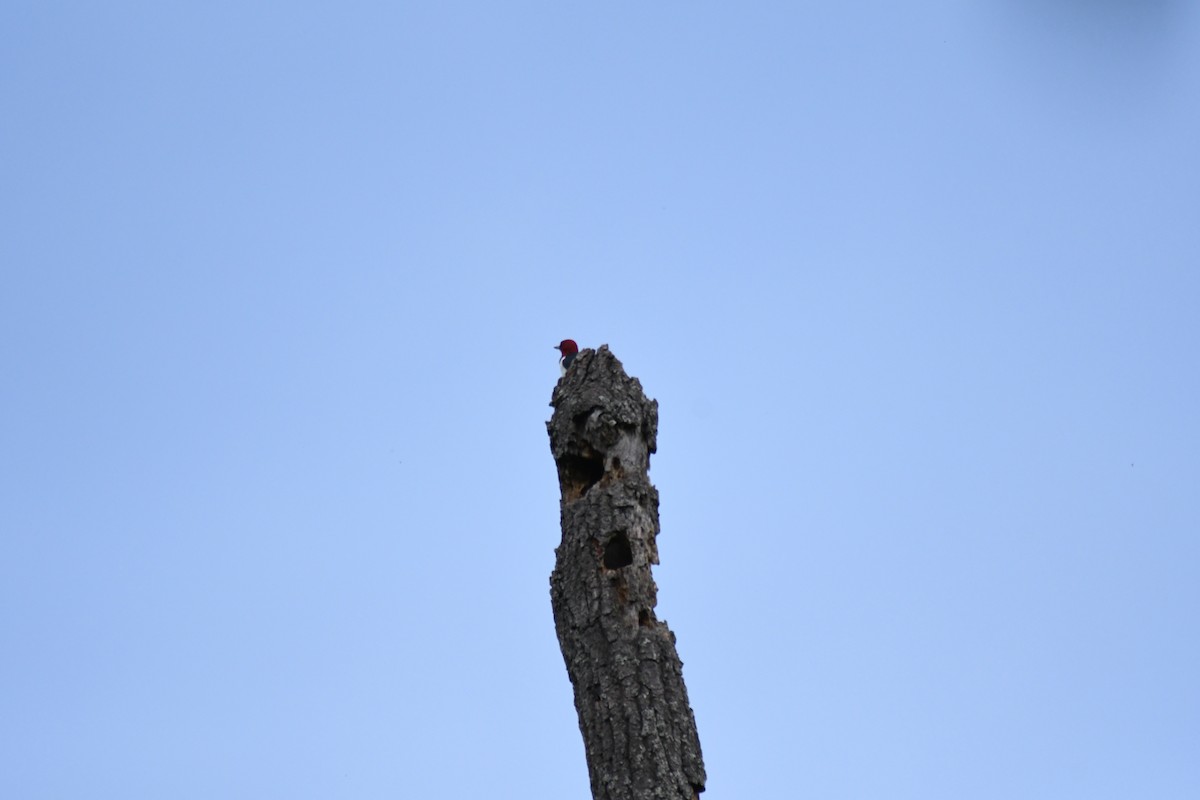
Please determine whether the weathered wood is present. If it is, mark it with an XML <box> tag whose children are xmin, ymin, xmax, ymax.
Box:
<box><xmin>548</xmin><ymin>345</ymin><xmax>706</xmax><ymax>800</ymax></box>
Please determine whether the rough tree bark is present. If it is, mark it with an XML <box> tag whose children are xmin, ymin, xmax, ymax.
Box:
<box><xmin>547</xmin><ymin>345</ymin><xmax>706</xmax><ymax>800</ymax></box>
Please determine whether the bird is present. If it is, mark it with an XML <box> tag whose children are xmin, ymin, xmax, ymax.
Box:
<box><xmin>554</xmin><ymin>339</ymin><xmax>579</xmax><ymax>376</ymax></box>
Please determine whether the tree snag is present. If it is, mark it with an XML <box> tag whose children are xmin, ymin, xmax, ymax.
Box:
<box><xmin>548</xmin><ymin>345</ymin><xmax>706</xmax><ymax>800</ymax></box>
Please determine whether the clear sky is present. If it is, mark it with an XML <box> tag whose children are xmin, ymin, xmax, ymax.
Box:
<box><xmin>2</xmin><ymin>3</ymin><xmax>1198</xmax><ymax>798</ymax></box>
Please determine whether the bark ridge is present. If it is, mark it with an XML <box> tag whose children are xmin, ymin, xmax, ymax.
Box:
<box><xmin>548</xmin><ymin>345</ymin><xmax>706</xmax><ymax>800</ymax></box>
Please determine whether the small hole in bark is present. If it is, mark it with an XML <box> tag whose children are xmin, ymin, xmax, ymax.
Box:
<box><xmin>638</xmin><ymin>609</ymin><xmax>652</xmax><ymax>628</ymax></box>
<box><xmin>559</xmin><ymin>451</ymin><xmax>604</xmax><ymax>501</ymax></box>
<box><xmin>609</xmin><ymin>454</ymin><xmax>627</xmax><ymax>480</ymax></box>
<box><xmin>602</xmin><ymin>532</ymin><xmax>633</xmax><ymax>569</ymax></box>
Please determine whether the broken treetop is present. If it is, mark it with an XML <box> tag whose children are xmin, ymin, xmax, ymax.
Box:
<box><xmin>548</xmin><ymin>345</ymin><xmax>658</xmax><ymax>477</ymax></box>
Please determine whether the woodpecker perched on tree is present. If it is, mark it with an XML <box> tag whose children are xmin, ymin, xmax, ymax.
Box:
<box><xmin>555</xmin><ymin>339</ymin><xmax>579</xmax><ymax>376</ymax></box>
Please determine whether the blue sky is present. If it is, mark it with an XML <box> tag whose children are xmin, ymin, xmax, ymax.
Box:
<box><xmin>2</xmin><ymin>2</ymin><xmax>1198</xmax><ymax>797</ymax></box>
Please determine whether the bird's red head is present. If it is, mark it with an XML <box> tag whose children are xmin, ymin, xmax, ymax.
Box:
<box><xmin>555</xmin><ymin>339</ymin><xmax>579</xmax><ymax>355</ymax></box>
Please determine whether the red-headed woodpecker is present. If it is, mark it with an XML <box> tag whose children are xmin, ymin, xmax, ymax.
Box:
<box><xmin>554</xmin><ymin>339</ymin><xmax>579</xmax><ymax>376</ymax></box>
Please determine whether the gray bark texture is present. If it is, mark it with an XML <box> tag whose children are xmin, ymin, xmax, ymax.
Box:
<box><xmin>547</xmin><ymin>345</ymin><xmax>706</xmax><ymax>800</ymax></box>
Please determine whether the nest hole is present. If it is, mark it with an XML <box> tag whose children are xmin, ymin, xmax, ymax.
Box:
<box><xmin>558</xmin><ymin>451</ymin><xmax>604</xmax><ymax>501</ymax></box>
<box><xmin>602</xmin><ymin>532</ymin><xmax>633</xmax><ymax>569</ymax></box>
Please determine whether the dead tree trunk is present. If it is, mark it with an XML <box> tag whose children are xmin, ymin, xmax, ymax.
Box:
<box><xmin>547</xmin><ymin>345</ymin><xmax>706</xmax><ymax>800</ymax></box>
